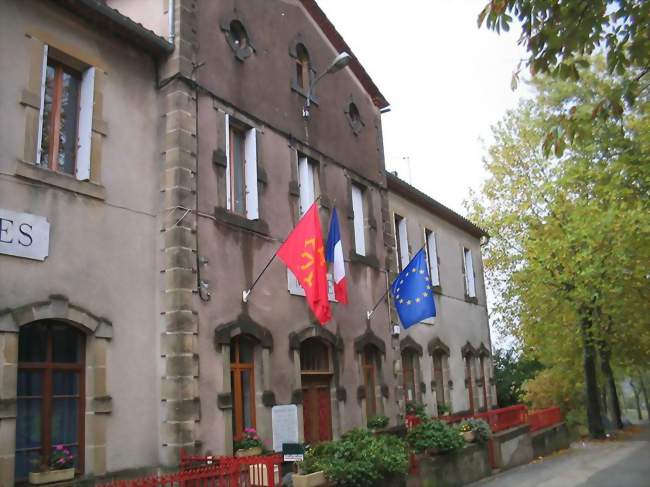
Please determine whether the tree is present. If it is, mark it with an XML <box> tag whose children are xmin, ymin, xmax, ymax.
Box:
<box><xmin>467</xmin><ymin>59</ymin><xmax>650</xmax><ymax>438</ymax></box>
<box><xmin>479</xmin><ymin>1</ymin><xmax>650</xmax><ymax>154</ymax></box>
<box><xmin>493</xmin><ymin>348</ymin><xmax>543</xmax><ymax>407</ymax></box>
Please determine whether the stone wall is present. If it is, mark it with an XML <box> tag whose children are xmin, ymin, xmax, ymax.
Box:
<box><xmin>406</xmin><ymin>444</ymin><xmax>492</xmax><ymax>487</ymax></box>
<box><xmin>491</xmin><ymin>423</ymin><xmax>534</xmax><ymax>470</ymax></box>
<box><xmin>531</xmin><ymin>422</ymin><xmax>570</xmax><ymax>458</ymax></box>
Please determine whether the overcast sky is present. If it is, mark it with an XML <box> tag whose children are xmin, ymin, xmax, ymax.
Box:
<box><xmin>318</xmin><ymin>0</ymin><xmax>528</xmax><ymax>215</ymax></box>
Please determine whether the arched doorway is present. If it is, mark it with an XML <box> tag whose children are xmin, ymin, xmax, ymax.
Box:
<box><xmin>15</xmin><ymin>320</ymin><xmax>85</xmax><ymax>480</ymax></box>
<box><xmin>300</xmin><ymin>338</ymin><xmax>332</xmax><ymax>443</ymax></box>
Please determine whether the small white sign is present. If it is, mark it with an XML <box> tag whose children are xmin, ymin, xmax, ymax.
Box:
<box><xmin>287</xmin><ymin>269</ymin><xmax>337</xmax><ymax>302</ymax></box>
<box><xmin>271</xmin><ymin>405</ymin><xmax>299</xmax><ymax>452</ymax></box>
<box><xmin>0</xmin><ymin>209</ymin><xmax>49</xmax><ymax>261</ymax></box>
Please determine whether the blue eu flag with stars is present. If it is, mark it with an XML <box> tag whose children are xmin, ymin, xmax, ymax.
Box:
<box><xmin>391</xmin><ymin>248</ymin><xmax>436</xmax><ymax>328</ymax></box>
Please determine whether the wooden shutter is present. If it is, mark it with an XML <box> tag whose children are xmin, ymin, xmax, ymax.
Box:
<box><xmin>298</xmin><ymin>155</ymin><xmax>314</xmax><ymax>216</ymax></box>
<box><xmin>75</xmin><ymin>67</ymin><xmax>95</xmax><ymax>181</ymax></box>
<box><xmin>351</xmin><ymin>184</ymin><xmax>365</xmax><ymax>256</ymax></box>
<box><xmin>426</xmin><ymin>230</ymin><xmax>440</xmax><ymax>286</ymax></box>
<box><xmin>35</xmin><ymin>44</ymin><xmax>49</xmax><ymax>165</ymax></box>
<box><xmin>244</xmin><ymin>127</ymin><xmax>258</xmax><ymax>219</ymax></box>
<box><xmin>397</xmin><ymin>217</ymin><xmax>409</xmax><ymax>270</ymax></box>
<box><xmin>225</xmin><ymin>114</ymin><xmax>231</xmax><ymax>210</ymax></box>
<box><xmin>464</xmin><ymin>248</ymin><xmax>476</xmax><ymax>297</ymax></box>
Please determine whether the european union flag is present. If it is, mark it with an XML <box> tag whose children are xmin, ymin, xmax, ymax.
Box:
<box><xmin>391</xmin><ymin>248</ymin><xmax>436</xmax><ymax>328</ymax></box>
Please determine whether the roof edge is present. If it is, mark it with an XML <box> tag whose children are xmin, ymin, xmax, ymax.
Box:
<box><xmin>386</xmin><ymin>172</ymin><xmax>489</xmax><ymax>239</ymax></box>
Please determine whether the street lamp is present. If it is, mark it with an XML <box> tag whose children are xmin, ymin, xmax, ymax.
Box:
<box><xmin>302</xmin><ymin>51</ymin><xmax>351</xmax><ymax>120</ymax></box>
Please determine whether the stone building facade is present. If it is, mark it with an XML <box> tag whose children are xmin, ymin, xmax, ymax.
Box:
<box><xmin>387</xmin><ymin>173</ymin><xmax>496</xmax><ymax>417</ymax></box>
<box><xmin>0</xmin><ymin>0</ymin><xmax>495</xmax><ymax>485</ymax></box>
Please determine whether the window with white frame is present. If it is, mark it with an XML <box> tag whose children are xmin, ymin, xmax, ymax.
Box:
<box><xmin>225</xmin><ymin>115</ymin><xmax>258</xmax><ymax>219</ymax></box>
<box><xmin>394</xmin><ymin>213</ymin><xmax>409</xmax><ymax>271</ymax></box>
<box><xmin>298</xmin><ymin>155</ymin><xmax>319</xmax><ymax>215</ymax></box>
<box><xmin>351</xmin><ymin>183</ymin><xmax>366</xmax><ymax>256</ymax></box>
<box><xmin>463</xmin><ymin>247</ymin><xmax>476</xmax><ymax>298</ymax></box>
<box><xmin>425</xmin><ymin>229</ymin><xmax>440</xmax><ymax>286</ymax></box>
<box><xmin>36</xmin><ymin>45</ymin><xmax>94</xmax><ymax>180</ymax></box>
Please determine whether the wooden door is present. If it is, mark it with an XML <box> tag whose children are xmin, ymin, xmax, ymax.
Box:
<box><xmin>302</xmin><ymin>375</ymin><xmax>332</xmax><ymax>444</ymax></box>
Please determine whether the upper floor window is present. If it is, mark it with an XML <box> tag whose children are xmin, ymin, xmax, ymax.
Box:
<box><xmin>463</xmin><ymin>247</ymin><xmax>476</xmax><ymax>298</ymax></box>
<box><xmin>229</xmin><ymin>20</ymin><xmax>249</xmax><ymax>49</ymax></box>
<box><xmin>37</xmin><ymin>46</ymin><xmax>94</xmax><ymax>180</ymax></box>
<box><xmin>351</xmin><ymin>183</ymin><xmax>366</xmax><ymax>256</ymax></box>
<box><xmin>295</xmin><ymin>43</ymin><xmax>311</xmax><ymax>92</ymax></box>
<box><xmin>394</xmin><ymin>213</ymin><xmax>409</xmax><ymax>271</ymax></box>
<box><xmin>298</xmin><ymin>155</ymin><xmax>319</xmax><ymax>216</ymax></box>
<box><xmin>425</xmin><ymin>229</ymin><xmax>440</xmax><ymax>287</ymax></box>
<box><xmin>226</xmin><ymin>115</ymin><xmax>258</xmax><ymax>219</ymax></box>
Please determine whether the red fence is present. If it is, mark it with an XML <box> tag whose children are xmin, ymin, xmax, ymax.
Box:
<box><xmin>475</xmin><ymin>404</ymin><xmax>528</xmax><ymax>433</ymax></box>
<box><xmin>99</xmin><ymin>453</ymin><xmax>283</xmax><ymax>487</ymax></box>
<box><xmin>528</xmin><ymin>406</ymin><xmax>563</xmax><ymax>432</ymax></box>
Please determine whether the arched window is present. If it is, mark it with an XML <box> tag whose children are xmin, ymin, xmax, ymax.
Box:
<box><xmin>465</xmin><ymin>355</ymin><xmax>475</xmax><ymax>413</ymax></box>
<box><xmin>432</xmin><ymin>352</ymin><xmax>446</xmax><ymax>413</ymax></box>
<box><xmin>295</xmin><ymin>43</ymin><xmax>310</xmax><ymax>92</ymax></box>
<box><xmin>402</xmin><ymin>349</ymin><xmax>417</xmax><ymax>404</ymax></box>
<box><xmin>362</xmin><ymin>345</ymin><xmax>380</xmax><ymax>419</ymax></box>
<box><xmin>230</xmin><ymin>335</ymin><xmax>256</xmax><ymax>437</ymax></box>
<box><xmin>15</xmin><ymin>321</ymin><xmax>85</xmax><ymax>480</ymax></box>
<box><xmin>300</xmin><ymin>338</ymin><xmax>332</xmax><ymax>443</ymax></box>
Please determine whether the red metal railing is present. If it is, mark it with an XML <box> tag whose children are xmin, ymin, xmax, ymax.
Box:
<box><xmin>100</xmin><ymin>453</ymin><xmax>283</xmax><ymax>487</ymax></box>
<box><xmin>439</xmin><ymin>411</ymin><xmax>474</xmax><ymax>425</ymax></box>
<box><xmin>405</xmin><ymin>415</ymin><xmax>422</xmax><ymax>430</ymax></box>
<box><xmin>528</xmin><ymin>406</ymin><xmax>563</xmax><ymax>432</ymax></box>
<box><xmin>475</xmin><ymin>404</ymin><xmax>528</xmax><ymax>433</ymax></box>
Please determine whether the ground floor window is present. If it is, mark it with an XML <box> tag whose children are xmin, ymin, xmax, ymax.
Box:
<box><xmin>15</xmin><ymin>321</ymin><xmax>85</xmax><ymax>480</ymax></box>
<box><xmin>230</xmin><ymin>335</ymin><xmax>256</xmax><ymax>438</ymax></box>
<box><xmin>402</xmin><ymin>349</ymin><xmax>417</xmax><ymax>404</ymax></box>
<box><xmin>300</xmin><ymin>338</ymin><xmax>332</xmax><ymax>443</ymax></box>
<box><xmin>432</xmin><ymin>353</ymin><xmax>446</xmax><ymax>412</ymax></box>
<box><xmin>363</xmin><ymin>345</ymin><xmax>380</xmax><ymax>419</ymax></box>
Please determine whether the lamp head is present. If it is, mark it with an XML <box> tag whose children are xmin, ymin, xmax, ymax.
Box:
<box><xmin>326</xmin><ymin>52</ymin><xmax>351</xmax><ymax>74</ymax></box>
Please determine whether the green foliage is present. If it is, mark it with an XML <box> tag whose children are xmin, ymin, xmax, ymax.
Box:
<box><xmin>467</xmin><ymin>58</ymin><xmax>650</xmax><ymax>434</ymax></box>
<box><xmin>406</xmin><ymin>420</ymin><xmax>465</xmax><ymax>454</ymax></box>
<box><xmin>493</xmin><ymin>348</ymin><xmax>543</xmax><ymax>407</ymax></box>
<box><xmin>233</xmin><ymin>428</ymin><xmax>265</xmax><ymax>451</ymax></box>
<box><xmin>405</xmin><ymin>402</ymin><xmax>428</xmax><ymax>419</ymax></box>
<box><xmin>300</xmin><ymin>429</ymin><xmax>408</xmax><ymax>487</ymax></box>
<box><xmin>437</xmin><ymin>403</ymin><xmax>451</xmax><ymax>416</ymax></box>
<box><xmin>367</xmin><ymin>415</ymin><xmax>389</xmax><ymax>429</ymax></box>
<box><xmin>458</xmin><ymin>419</ymin><xmax>491</xmax><ymax>444</ymax></box>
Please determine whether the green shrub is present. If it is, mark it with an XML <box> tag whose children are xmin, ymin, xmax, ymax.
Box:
<box><xmin>367</xmin><ymin>415</ymin><xmax>389</xmax><ymax>429</ymax></box>
<box><xmin>406</xmin><ymin>420</ymin><xmax>464</xmax><ymax>454</ymax></box>
<box><xmin>299</xmin><ymin>429</ymin><xmax>408</xmax><ymax>486</ymax></box>
<box><xmin>458</xmin><ymin>419</ymin><xmax>491</xmax><ymax>443</ymax></box>
<box><xmin>437</xmin><ymin>403</ymin><xmax>451</xmax><ymax>415</ymax></box>
<box><xmin>405</xmin><ymin>402</ymin><xmax>428</xmax><ymax>419</ymax></box>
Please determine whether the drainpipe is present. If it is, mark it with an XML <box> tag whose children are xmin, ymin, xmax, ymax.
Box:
<box><xmin>168</xmin><ymin>0</ymin><xmax>175</xmax><ymax>44</ymax></box>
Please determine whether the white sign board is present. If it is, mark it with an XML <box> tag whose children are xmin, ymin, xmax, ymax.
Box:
<box><xmin>287</xmin><ymin>269</ymin><xmax>337</xmax><ymax>302</ymax></box>
<box><xmin>0</xmin><ymin>209</ymin><xmax>49</xmax><ymax>261</ymax></box>
<box><xmin>271</xmin><ymin>405</ymin><xmax>299</xmax><ymax>452</ymax></box>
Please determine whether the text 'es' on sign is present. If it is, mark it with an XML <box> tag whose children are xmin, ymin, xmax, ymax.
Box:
<box><xmin>0</xmin><ymin>209</ymin><xmax>50</xmax><ymax>261</ymax></box>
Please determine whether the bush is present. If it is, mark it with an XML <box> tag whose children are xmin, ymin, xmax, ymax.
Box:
<box><xmin>458</xmin><ymin>419</ymin><xmax>491</xmax><ymax>443</ymax></box>
<box><xmin>367</xmin><ymin>415</ymin><xmax>389</xmax><ymax>429</ymax></box>
<box><xmin>299</xmin><ymin>429</ymin><xmax>408</xmax><ymax>486</ymax></box>
<box><xmin>437</xmin><ymin>403</ymin><xmax>451</xmax><ymax>416</ymax></box>
<box><xmin>405</xmin><ymin>402</ymin><xmax>428</xmax><ymax>419</ymax></box>
<box><xmin>406</xmin><ymin>420</ymin><xmax>464</xmax><ymax>454</ymax></box>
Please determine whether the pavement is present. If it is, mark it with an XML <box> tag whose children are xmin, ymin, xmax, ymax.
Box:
<box><xmin>469</xmin><ymin>423</ymin><xmax>650</xmax><ymax>487</ymax></box>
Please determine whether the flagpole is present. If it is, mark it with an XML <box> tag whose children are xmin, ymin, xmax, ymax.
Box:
<box><xmin>366</xmin><ymin>287</ymin><xmax>389</xmax><ymax>320</ymax></box>
<box><xmin>242</xmin><ymin>250</ymin><xmax>278</xmax><ymax>303</ymax></box>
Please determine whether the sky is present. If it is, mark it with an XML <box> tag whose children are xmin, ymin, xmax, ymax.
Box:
<box><xmin>317</xmin><ymin>0</ymin><xmax>528</xmax><ymax>215</ymax></box>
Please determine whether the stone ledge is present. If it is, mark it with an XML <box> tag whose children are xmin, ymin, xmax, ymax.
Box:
<box><xmin>213</xmin><ymin>207</ymin><xmax>269</xmax><ymax>236</ymax></box>
<box><xmin>14</xmin><ymin>160</ymin><xmax>106</xmax><ymax>200</ymax></box>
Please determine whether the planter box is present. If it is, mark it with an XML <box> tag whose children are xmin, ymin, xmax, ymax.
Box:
<box><xmin>462</xmin><ymin>430</ymin><xmax>476</xmax><ymax>443</ymax></box>
<box><xmin>29</xmin><ymin>468</ymin><xmax>75</xmax><ymax>485</ymax></box>
<box><xmin>293</xmin><ymin>470</ymin><xmax>328</xmax><ymax>487</ymax></box>
<box><xmin>235</xmin><ymin>446</ymin><xmax>262</xmax><ymax>457</ymax></box>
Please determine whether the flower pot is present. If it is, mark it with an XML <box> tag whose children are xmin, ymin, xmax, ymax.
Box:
<box><xmin>462</xmin><ymin>430</ymin><xmax>476</xmax><ymax>443</ymax></box>
<box><xmin>235</xmin><ymin>446</ymin><xmax>262</xmax><ymax>457</ymax></box>
<box><xmin>28</xmin><ymin>468</ymin><xmax>75</xmax><ymax>485</ymax></box>
<box><xmin>293</xmin><ymin>470</ymin><xmax>328</xmax><ymax>487</ymax></box>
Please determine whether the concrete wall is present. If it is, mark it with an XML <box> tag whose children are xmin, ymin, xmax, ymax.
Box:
<box><xmin>492</xmin><ymin>424</ymin><xmax>534</xmax><ymax>470</ymax></box>
<box><xmin>531</xmin><ymin>423</ymin><xmax>570</xmax><ymax>458</ymax></box>
<box><xmin>407</xmin><ymin>444</ymin><xmax>492</xmax><ymax>487</ymax></box>
<box><xmin>0</xmin><ymin>1</ymin><xmax>162</xmax><ymax>483</ymax></box>
<box><xmin>388</xmin><ymin>189</ymin><xmax>495</xmax><ymax>415</ymax></box>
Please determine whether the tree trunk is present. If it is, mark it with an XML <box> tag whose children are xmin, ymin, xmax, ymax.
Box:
<box><xmin>630</xmin><ymin>383</ymin><xmax>643</xmax><ymax>420</ymax></box>
<box><xmin>599</xmin><ymin>344</ymin><xmax>623</xmax><ymax>429</ymax></box>
<box><xmin>581</xmin><ymin>317</ymin><xmax>605</xmax><ymax>438</ymax></box>
<box><xmin>638</xmin><ymin>373</ymin><xmax>650</xmax><ymax>417</ymax></box>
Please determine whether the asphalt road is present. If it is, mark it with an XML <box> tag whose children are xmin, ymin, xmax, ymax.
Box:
<box><xmin>470</xmin><ymin>424</ymin><xmax>650</xmax><ymax>487</ymax></box>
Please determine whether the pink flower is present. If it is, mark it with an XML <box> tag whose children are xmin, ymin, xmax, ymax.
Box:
<box><xmin>55</xmin><ymin>445</ymin><xmax>64</xmax><ymax>451</ymax></box>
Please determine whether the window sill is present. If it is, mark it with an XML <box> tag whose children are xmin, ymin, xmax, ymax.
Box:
<box><xmin>213</xmin><ymin>207</ymin><xmax>269</xmax><ymax>236</ymax></box>
<box><xmin>464</xmin><ymin>295</ymin><xmax>479</xmax><ymax>304</ymax></box>
<box><xmin>349</xmin><ymin>251</ymin><xmax>379</xmax><ymax>270</ymax></box>
<box><xmin>14</xmin><ymin>160</ymin><xmax>105</xmax><ymax>200</ymax></box>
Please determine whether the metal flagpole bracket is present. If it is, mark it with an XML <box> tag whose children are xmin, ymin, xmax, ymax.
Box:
<box><xmin>243</xmin><ymin>289</ymin><xmax>251</xmax><ymax>303</ymax></box>
<box><xmin>366</xmin><ymin>310</ymin><xmax>373</xmax><ymax>320</ymax></box>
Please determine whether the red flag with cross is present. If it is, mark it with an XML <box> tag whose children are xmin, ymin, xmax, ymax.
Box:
<box><xmin>277</xmin><ymin>203</ymin><xmax>332</xmax><ymax>324</ymax></box>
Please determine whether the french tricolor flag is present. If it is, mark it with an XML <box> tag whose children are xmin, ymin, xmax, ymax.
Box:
<box><xmin>326</xmin><ymin>208</ymin><xmax>348</xmax><ymax>304</ymax></box>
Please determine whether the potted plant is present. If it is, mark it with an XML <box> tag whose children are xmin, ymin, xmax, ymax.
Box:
<box><xmin>458</xmin><ymin>422</ymin><xmax>476</xmax><ymax>442</ymax></box>
<box><xmin>458</xmin><ymin>419</ymin><xmax>491</xmax><ymax>444</ymax></box>
<box><xmin>234</xmin><ymin>428</ymin><xmax>265</xmax><ymax>457</ymax></box>
<box><xmin>436</xmin><ymin>403</ymin><xmax>451</xmax><ymax>416</ymax></box>
<box><xmin>367</xmin><ymin>415</ymin><xmax>389</xmax><ymax>431</ymax></box>
<box><xmin>405</xmin><ymin>401</ymin><xmax>427</xmax><ymax>419</ymax></box>
<box><xmin>28</xmin><ymin>445</ymin><xmax>75</xmax><ymax>485</ymax></box>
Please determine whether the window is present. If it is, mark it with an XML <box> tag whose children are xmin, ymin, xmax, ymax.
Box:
<box><xmin>345</xmin><ymin>102</ymin><xmax>364</xmax><ymax>135</ymax></box>
<box><xmin>300</xmin><ymin>338</ymin><xmax>333</xmax><ymax>443</ymax></box>
<box><xmin>402</xmin><ymin>350</ymin><xmax>417</xmax><ymax>403</ymax></box>
<box><xmin>465</xmin><ymin>356</ymin><xmax>475</xmax><ymax>413</ymax></box>
<box><xmin>348</xmin><ymin>103</ymin><xmax>360</xmax><ymax>124</ymax></box>
<box><xmin>230</xmin><ymin>335</ymin><xmax>256</xmax><ymax>438</ymax></box>
<box><xmin>226</xmin><ymin>115</ymin><xmax>258</xmax><ymax>219</ymax></box>
<box><xmin>298</xmin><ymin>155</ymin><xmax>319</xmax><ymax>216</ymax></box>
<box><xmin>229</xmin><ymin>20</ymin><xmax>249</xmax><ymax>49</ymax></box>
<box><xmin>37</xmin><ymin>46</ymin><xmax>94</xmax><ymax>180</ymax></box>
<box><xmin>15</xmin><ymin>321</ymin><xmax>85</xmax><ymax>480</ymax></box>
<box><xmin>394</xmin><ymin>213</ymin><xmax>409</xmax><ymax>271</ymax></box>
<box><xmin>479</xmin><ymin>356</ymin><xmax>488</xmax><ymax>410</ymax></box>
<box><xmin>362</xmin><ymin>346</ymin><xmax>379</xmax><ymax>418</ymax></box>
<box><xmin>463</xmin><ymin>248</ymin><xmax>476</xmax><ymax>298</ymax></box>
<box><xmin>425</xmin><ymin>229</ymin><xmax>440</xmax><ymax>286</ymax></box>
<box><xmin>351</xmin><ymin>183</ymin><xmax>366</xmax><ymax>256</ymax></box>
<box><xmin>432</xmin><ymin>353</ymin><xmax>446</xmax><ymax>413</ymax></box>
<box><xmin>295</xmin><ymin>43</ymin><xmax>310</xmax><ymax>92</ymax></box>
